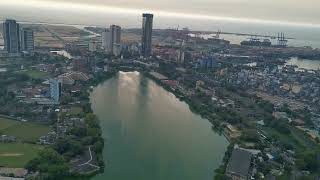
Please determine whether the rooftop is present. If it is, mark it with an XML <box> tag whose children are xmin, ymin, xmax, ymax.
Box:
<box><xmin>226</xmin><ymin>148</ymin><xmax>253</xmax><ymax>178</ymax></box>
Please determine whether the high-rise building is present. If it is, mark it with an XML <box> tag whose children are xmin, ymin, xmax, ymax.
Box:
<box><xmin>113</xmin><ymin>44</ymin><xmax>122</xmax><ymax>56</ymax></box>
<box><xmin>176</xmin><ymin>50</ymin><xmax>185</xmax><ymax>64</ymax></box>
<box><xmin>102</xmin><ymin>25</ymin><xmax>121</xmax><ymax>55</ymax></box>
<box><xmin>109</xmin><ymin>25</ymin><xmax>121</xmax><ymax>55</ymax></box>
<box><xmin>3</xmin><ymin>19</ymin><xmax>20</xmax><ymax>54</ymax></box>
<box><xmin>141</xmin><ymin>13</ymin><xmax>153</xmax><ymax>58</ymax></box>
<box><xmin>101</xmin><ymin>28</ymin><xmax>109</xmax><ymax>51</ymax></box>
<box><xmin>50</xmin><ymin>79</ymin><xmax>62</xmax><ymax>103</ymax></box>
<box><xmin>177</xmin><ymin>40</ymin><xmax>185</xmax><ymax>64</ymax></box>
<box><xmin>88</xmin><ymin>40</ymin><xmax>97</xmax><ymax>52</ymax></box>
<box><xmin>199</xmin><ymin>58</ymin><xmax>216</xmax><ymax>69</ymax></box>
<box><xmin>20</xmin><ymin>28</ymin><xmax>34</xmax><ymax>53</ymax></box>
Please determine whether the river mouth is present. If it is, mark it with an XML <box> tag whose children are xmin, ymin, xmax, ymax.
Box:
<box><xmin>90</xmin><ymin>71</ymin><xmax>228</xmax><ymax>180</ymax></box>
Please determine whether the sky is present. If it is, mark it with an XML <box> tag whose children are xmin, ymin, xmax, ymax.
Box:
<box><xmin>0</xmin><ymin>0</ymin><xmax>320</xmax><ymax>27</ymax></box>
<box><xmin>0</xmin><ymin>0</ymin><xmax>320</xmax><ymax>48</ymax></box>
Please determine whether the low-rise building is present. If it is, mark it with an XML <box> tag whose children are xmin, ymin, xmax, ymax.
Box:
<box><xmin>0</xmin><ymin>135</ymin><xmax>16</xmax><ymax>143</ymax></box>
<box><xmin>226</xmin><ymin>148</ymin><xmax>253</xmax><ymax>180</ymax></box>
<box><xmin>58</xmin><ymin>71</ymin><xmax>90</xmax><ymax>85</ymax></box>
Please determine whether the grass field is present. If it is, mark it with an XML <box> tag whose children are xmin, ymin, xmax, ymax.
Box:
<box><xmin>0</xmin><ymin>117</ymin><xmax>51</xmax><ymax>143</ymax></box>
<box><xmin>263</xmin><ymin>126</ymin><xmax>319</xmax><ymax>152</ymax></box>
<box><xmin>0</xmin><ymin>117</ymin><xmax>19</xmax><ymax>131</ymax></box>
<box><xmin>19</xmin><ymin>70</ymin><xmax>49</xmax><ymax>79</ymax></box>
<box><xmin>70</xmin><ymin>106</ymin><xmax>83</xmax><ymax>115</ymax></box>
<box><xmin>0</xmin><ymin>143</ymin><xmax>43</xmax><ymax>168</ymax></box>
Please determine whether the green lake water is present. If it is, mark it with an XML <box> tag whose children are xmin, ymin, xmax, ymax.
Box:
<box><xmin>90</xmin><ymin>71</ymin><xmax>228</xmax><ymax>180</ymax></box>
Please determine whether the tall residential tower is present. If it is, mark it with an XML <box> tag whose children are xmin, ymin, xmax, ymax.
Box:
<box><xmin>3</xmin><ymin>19</ymin><xmax>20</xmax><ymax>54</ymax></box>
<box><xmin>110</xmin><ymin>25</ymin><xmax>121</xmax><ymax>55</ymax></box>
<box><xmin>20</xmin><ymin>28</ymin><xmax>34</xmax><ymax>53</ymax></box>
<box><xmin>102</xmin><ymin>25</ymin><xmax>121</xmax><ymax>56</ymax></box>
<box><xmin>141</xmin><ymin>13</ymin><xmax>153</xmax><ymax>58</ymax></box>
<box><xmin>102</xmin><ymin>28</ymin><xmax>109</xmax><ymax>51</ymax></box>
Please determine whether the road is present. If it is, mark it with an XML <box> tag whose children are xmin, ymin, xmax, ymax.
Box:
<box><xmin>78</xmin><ymin>146</ymin><xmax>100</xmax><ymax>169</ymax></box>
<box><xmin>41</xmin><ymin>25</ymin><xmax>65</xmax><ymax>44</ymax></box>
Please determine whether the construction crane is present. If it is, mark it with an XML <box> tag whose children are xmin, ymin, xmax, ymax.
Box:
<box><xmin>277</xmin><ymin>32</ymin><xmax>288</xmax><ymax>47</ymax></box>
<box><xmin>214</xmin><ymin>29</ymin><xmax>221</xmax><ymax>39</ymax></box>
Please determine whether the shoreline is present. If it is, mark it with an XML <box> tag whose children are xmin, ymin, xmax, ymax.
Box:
<box><xmin>83</xmin><ymin>71</ymin><xmax>118</xmax><ymax>178</ymax></box>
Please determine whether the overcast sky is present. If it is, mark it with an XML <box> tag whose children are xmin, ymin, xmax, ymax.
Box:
<box><xmin>0</xmin><ymin>0</ymin><xmax>320</xmax><ymax>26</ymax></box>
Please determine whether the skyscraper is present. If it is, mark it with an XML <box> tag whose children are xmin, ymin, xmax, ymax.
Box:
<box><xmin>109</xmin><ymin>25</ymin><xmax>121</xmax><ymax>55</ymax></box>
<box><xmin>50</xmin><ymin>79</ymin><xmax>62</xmax><ymax>103</ymax></box>
<box><xmin>3</xmin><ymin>19</ymin><xmax>20</xmax><ymax>54</ymax></box>
<box><xmin>141</xmin><ymin>13</ymin><xmax>153</xmax><ymax>58</ymax></box>
<box><xmin>102</xmin><ymin>25</ymin><xmax>121</xmax><ymax>55</ymax></box>
<box><xmin>20</xmin><ymin>28</ymin><xmax>34</xmax><ymax>53</ymax></box>
<box><xmin>101</xmin><ymin>28</ymin><xmax>109</xmax><ymax>51</ymax></box>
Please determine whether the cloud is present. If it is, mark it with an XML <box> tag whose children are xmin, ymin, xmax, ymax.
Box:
<box><xmin>1</xmin><ymin>0</ymin><xmax>320</xmax><ymax>26</ymax></box>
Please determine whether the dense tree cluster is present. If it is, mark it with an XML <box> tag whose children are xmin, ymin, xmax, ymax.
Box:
<box><xmin>53</xmin><ymin>138</ymin><xmax>83</xmax><ymax>160</ymax></box>
<box><xmin>296</xmin><ymin>150</ymin><xmax>320</xmax><ymax>173</ymax></box>
<box><xmin>25</xmin><ymin>149</ymin><xmax>69</xmax><ymax>180</ymax></box>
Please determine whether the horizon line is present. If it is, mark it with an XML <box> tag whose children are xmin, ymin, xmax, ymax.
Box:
<box><xmin>1</xmin><ymin>0</ymin><xmax>320</xmax><ymax>28</ymax></box>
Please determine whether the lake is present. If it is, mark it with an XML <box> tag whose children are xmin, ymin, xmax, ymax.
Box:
<box><xmin>90</xmin><ymin>71</ymin><xmax>228</xmax><ymax>180</ymax></box>
<box><xmin>285</xmin><ymin>57</ymin><xmax>320</xmax><ymax>70</ymax></box>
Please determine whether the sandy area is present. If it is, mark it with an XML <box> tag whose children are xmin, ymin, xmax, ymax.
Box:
<box><xmin>0</xmin><ymin>153</ymin><xmax>24</xmax><ymax>157</ymax></box>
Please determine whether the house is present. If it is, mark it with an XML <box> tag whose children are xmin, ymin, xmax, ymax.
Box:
<box><xmin>226</xmin><ymin>148</ymin><xmax>253</xmax><ymax>180</ymax></box>
<box><xmin>58</xmin><ymin>71</ymin><xmax>90</xmax><ymax>85</ymax></box>
<box><xmin>0</xmin><ymin>168</ymin><xmax>28</xmax><ymax>178</ymax></box>
<box><xmin>292</xmin><ymin>119</ymin><xmax>305</xmax><ymax>126</ymax></box>
<box><xmin>224</xmin><ymin>124</ymin><xmax>241</xmax><ymax>140</ymax></box>
<box><xmin>0</xmin><ymin>135</ymin><xmax>17</xmax><ymax>143</ymax></box>
<box><xmin>272</xmin><ymin>112</ymin><xmax>289</xmax><ymax>120</ymax></box>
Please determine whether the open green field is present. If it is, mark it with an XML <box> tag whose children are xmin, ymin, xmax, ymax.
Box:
<box><xmin>263</xmin><ymin>126</ymin><xmax>319</xmax><ymax>152</ymax></box>
<box><xmin>19</xmin><ymin>70</ymin><xmax>50</xmax><ymax>79</ymax></box>
<box><xmin>70</xmin><ymin>106</ymin><xmax>83</xmax><ymax>115</ymax></box>
<box><xmin>0</xmin><ymin>143</ymin><xmax>43</xmax><ymax>168</ymax></box>
<box><xmin>0</xmin><ymin>117</ymin><xmax>51</xmax><ymax>143</ymax></box>
<box><xmin>0</xmin><ymin>117</ymin><xmax>19</xmax><ymax>131</ymax></box>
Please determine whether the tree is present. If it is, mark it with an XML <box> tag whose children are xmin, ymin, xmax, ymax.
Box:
<box><xmin>296</xmin><ymin>150</ymin><xmax>319</xmax><ymax>173</ymax></box>
<box><xmin>53</xmin><ymin>139</ymin><xmax>70</xmax><ymax>154</ymax></box>
<box><xmin>69</xmin><ymin>127</ymin><xmax>87</xmax><ymax>138</ymax></box>
<box><xmin>241</xmin><ymin>129</ymin><xmax>260</xmax><ymax>142</ymax></box>
<box><xmin>256</xmin><ymin>99</ymin><xmax>274</xmax><ymax>113</ymax></box>
<box><xmin>25</xmin><ymin>148</ymin><xmax>69</xmax><ymax>180</ymax></box>
<box><xmin>92</xmin><ymin>141</ymin><xmax>104</xmax><ymax>153</ymax></box>
<box><xmin>85</xmin><ymin>113</ymin><xmax>100</xmax><ymax>128</ymax></box>
<box><xmin>53</xmin><ymin>138</ymin><xmax>84</xmax><ymax>157</ymax></box>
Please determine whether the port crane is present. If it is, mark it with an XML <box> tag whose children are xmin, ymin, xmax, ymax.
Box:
<box><xmin>277</xmin><ymin>32</ymin><xmax>288</xmax><ymax>47</ymax></box>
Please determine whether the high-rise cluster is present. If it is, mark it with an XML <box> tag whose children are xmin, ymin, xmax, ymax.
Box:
<box><xmin>100</xmin><ymin>13</ymin><xmax>154</xmax><ymax>58</ymax></box>
<box><xmin>102</xmin><ymin>25</ymin><xmax>121</xmax><ymax>56</ymax></box>
<box><xmin>3</xmin><ymin>19</ymin><xmax>34</xmax><ymax>55</ymax></box>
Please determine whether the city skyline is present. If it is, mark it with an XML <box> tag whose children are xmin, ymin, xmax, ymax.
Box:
<box><xmin>0</xmin><ymin>0</ymin><xmax>320</xmax><ymax>28</ymax></box>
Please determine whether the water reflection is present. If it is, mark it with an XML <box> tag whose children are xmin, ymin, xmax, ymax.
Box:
<box><xmin>90</xmin><ymin>72</ymin><xmax>229</xmax><ymax>180</ymax></box>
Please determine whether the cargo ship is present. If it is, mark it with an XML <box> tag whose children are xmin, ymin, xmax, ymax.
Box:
<box><xmin>241</xmin><ymin>37</ymin><xmax>272</xmax><ymax>47</ymax></box>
